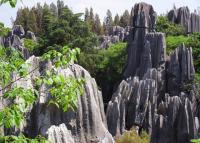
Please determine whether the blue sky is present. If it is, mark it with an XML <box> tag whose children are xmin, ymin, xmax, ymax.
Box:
<box><xmin>0</xmin><ymin>0</ymin><xmax>200</xmax><ymax>27</ymax></box>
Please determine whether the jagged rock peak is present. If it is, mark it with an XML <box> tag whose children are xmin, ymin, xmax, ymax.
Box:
<box><xmin>107</xmin><ymin>3</ymin><xmax>198</xmax><ymax>143</ymax></box>
<box><xmin>168</xmin><ymin>6</ymin><xmax>200</xmax><ymax>33</ymax></box>
<box><xmin>0</xmin><ymin>25</ymin><xmax>36</xmax><ymax>59</ymax></box>
<box><xmin>124</xmin><ymin>3</ymin><xmax>157</xmax><ymax>78</ymax></box>
<box><xmin>132</xmin><ymin>2</ymin><xmax>157</xmax><ymax>29</ymax></box>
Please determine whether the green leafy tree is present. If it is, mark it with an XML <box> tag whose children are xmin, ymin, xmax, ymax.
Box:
<box><xmin>78</xmin><ymin>42</ymin><xmax>127</xmax><ymax>102</ymax></box>
<box><xmin>156</xmin><ymin>15</ymin><xmax>185</xmax><ymax>36</ymax></box>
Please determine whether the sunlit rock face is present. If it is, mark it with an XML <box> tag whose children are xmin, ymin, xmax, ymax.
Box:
<box><xmin>168</xmin><ymin>6</ymin><xmax>200</xmax><ymax>33</ymax></box>
<box><xmin>107</xmin><ymin>2</ymin><xmax>198</xmax><ymax>143</ymax></box>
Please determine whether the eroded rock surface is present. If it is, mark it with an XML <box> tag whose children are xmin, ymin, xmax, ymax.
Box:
<box><xmin>0</xmin><ymin>25</ymin><xmax>36</xmax><ymax>59</ymax></box>
<box><xmin>9</xmin><ymin>56</ymin><xmax>114</xmax><ymax>143</ymax></box>
<box><xmin>168</xmin><ymin>6</ymin><xmax>200</xmax><ymax>33</ymax></box>
<box><xmin>107</xmin><ymin>2</ymin><xmax>199</xmax><ymax>143</ymax></box>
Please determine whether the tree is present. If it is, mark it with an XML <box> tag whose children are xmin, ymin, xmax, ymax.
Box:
<box><xmin>114</xmin><ymin>14</ymin><xmax>120</xmax><ymax>26</ymax></box>
<box><xmin>84</xmin><ymin>8</ymin><xmax>90</xmax><ymax>22</ymax></box>
<box><xmin>89</xmin><ymin>7</ymin><xmax>95</xmax><ymax>32</ymax></box>
<box><xmin>50</xmin><ymin>2</ymin><xmax>58</xmax><ymax>17</ymax></box>
<box><xmin>28</xmin><ymin>9</ymin><xmax>38</xmax><ymax>33</ymax></box>
<box><xmin>94</xmin><ymin>14</ymin><xmax>102</xmax><ymax>35</ymax></box>
<box><xmin>105</xmin><ymin>9</ymin><xmax>113</xmax><ymax>27</ymax></box>
<box><xmin>104</xmin><ymin>9</ymin><xmax>113</xmax><ymax>35</ymax></box>
<box><xmin>57</xmin><ymin>0</ymin><xmax>64</xmax><ymax>17</ymax></box>
<box><xmin>14</xmin><ymin>7</ymin><xmax>30</xmax><ymax>32</ymax></box>
<box><xmin>119</xmin><ymin>10</ymin><xmax>130</xmax><ymax>27</ymax></box>
<box><xmin>156</xmin><ymin>15</ymin><xmax>184</xmax><ymax>36</ymax></box>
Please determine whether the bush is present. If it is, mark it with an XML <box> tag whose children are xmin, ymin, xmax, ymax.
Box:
<box><xmin>166</xmin><ymin>33</ymin><xmax>200</xmax><ymax>72</ymax></box>
<box><xmin>23</xmin><ymin>38</ymin><xmax>39</xmax><ymax>54</ymax></box>
<box><xmin>156</xmin><ymin>16</ymin><xmax>185</xmax><ymax>36</ymax></box>
<box><xmin>78</xmin><ymin>42</ymin><xmax>127</xmax><ymax>102</ymax></box>
<box><xmin>116</xmin><ymin>129</ymin><xmax>150</xmax><ymax>143</ymax></box>
<box><xmin>166</xmin><ymin>35</ymin><xmax>189</xmax><ymax>54</ymax></box>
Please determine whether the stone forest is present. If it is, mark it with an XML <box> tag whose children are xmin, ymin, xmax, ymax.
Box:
<box><xmin>1</xmin><ymin>0</ymin><xmax>200</xmax><ymax>143</ymax></box>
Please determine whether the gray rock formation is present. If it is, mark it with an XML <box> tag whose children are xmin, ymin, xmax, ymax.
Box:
<box><xmin>100</xmin><ymin>26</ymin><xmax>130</xmax><ymax>48</ymax></box>
<box><xmin>47</xmin><ymin>124</ymin><xmax>75</xmax><ymax>143</ymax></box>
<box><xmin>123</xmin><ymin>2</ymin><xmax>157</xmax><ymax>78</ymax></box>
<box><xmin>168</xmin><ymin>6</ymin><xmax>200</xmax><ymax>33</ymax></box>
<box><xmin>26</xmin><ymin>31</ymin><xmax>36</xmax><ymax>41</ymax></box>
<box><xmin>0</xmin><ymin>25</ymin><xmax>31</xmax><ymax>59</ymax></box>
<box><xmin>107</xmin><ymin>2</ymin><xmax>199</xmax><ymax>143</ymax></box>
<box><xmin>6</xmin><ymin>56</ymin><xmax>114</xmax><ymax>143</ymax></box>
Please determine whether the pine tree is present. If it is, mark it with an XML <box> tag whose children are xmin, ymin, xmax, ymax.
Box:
<box><xmin>114</xmin><ymin>14</ymin><xmax>120</xmax><ymax>26</ymax></box>
<box><xmin>104</xmin><ymin>9</ymin><xmax>113</xmax><ymax>35</ymax></box>
<box><xmin>88</xmin><ymin>7</ymin><xmax>95</xmax><ymax>32</ymax></box>
<box><xmin>35</xmin><ymin>3</ymin><xmax>43</xmax><ymax>35</ymax></box>
<box><xmin>105</xmin><ymin>9</ymin><xmax>113</xmax><ymax>27</ymax></box>
<box><xmin>84</xmin><ymin>8</ymin><xmax>90</xmax><ymax>22</ymax></box>
<box><xmin>94</xmin><ymin>14</ymin><xmax>101</xmax><ymax>35</ymax></box>
<box><xmin>57</xmin><ymin>0</ymin><xmax>64</xmax><ymax>17</ymax></box>
<box><xmin>50</xmin><ymin>2</ymin><xmax>58</xmax><ymax>17</ymax></box>
<box><xmin>119</xmin><ymin>10</ymin><xmax>130</xmax><ymax>27</ymax></box>
<box><xmin>28</xmin><ymin>9</ymin><xmax>37</xmax><ymax>33</ymax></box>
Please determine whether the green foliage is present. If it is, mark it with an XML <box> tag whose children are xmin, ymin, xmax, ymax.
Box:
<box><xmin>0</xmin><ymin>0</ymin><xmax>17</xmax><ymax>7</ymax></box>
<box><xmin>166</xmin><ymin>33</ymin><xmax>200</xmax><ymax>72</ymax></box>
<box><xmin>156</xmin><ymin>16</ymin><xmax>185</xmax><ymax>36</ymax></box>
<box><xmin>36</xmin><ymin>46</ymin><xmax>84</xmax><ymax>112</ymax></box>
<box><xmin>116</xmin><ymin>129</ymin><xmax>150</xmax><ymax>143</ymax></box>
<box><xmin>0</xmin><ymin>134</ymin><xmax>49</xmax><ymax>143</ymax></box>
<box><xmin>14</xmin><ymin>1</ymin><xmax>98</xmax><ymax>55</ymax></box>
<box><xmin>0</xmin><ymin>46</ymin><xmax>24</xmax><ymax>87</ymax></box>
<box><xmin>78</xmin><ymin>42</ymin><xmax>127</xmax><ymax>101</ymax></box>
<box><xmin>23</xmin><ymin>38</ymin><xmax>39</xmax><ymax>53</ymax></box>
<box><xmin>166</xmin><ymin>35</ymin><xmax>189</xmax><ymax>54</ymax></box>
<box><xmin>191</xmin><ymin>138</ymin><xmax>200</xmax><ymax>143</ymax></box>
<box><xmin>0</xmin><ymin>23</ymin><xmax>10</xmax><ymax>36</ymax></box>
<box><xmin>48</xmin><ymin>75</ymin><xmax>84</xmax><ymax>112</ymax></box>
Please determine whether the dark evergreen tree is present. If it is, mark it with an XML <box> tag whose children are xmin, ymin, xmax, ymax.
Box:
<box><xmin>114</xmin><ymin>14</ymin><xmax>120</xmax><ymax>25</ymax></box>
<box><xmin>105</xmin><ymin>9</ymin><xmax>113</xmax><ymax>27</ymax></box>
<box><xmin>119</xmin><ymin>10</ymin><xmax>130</xmax><ymax>27</ymax></box>
<box><xmin>57</xmin><ymin>0</ymin><xmax>64</xmax><ymax>17</ymax></box>
<box><xmin>94</xmin><ymin>14</ymin><xmax>101</xmax><ymax>35</ymax></box>
<box><xmin>50</xmin><ymin>3</ymin><xmax>58</xmax><ymax>17</ymax></box>
<box><xmin>84</xmin><ymin>8</ymin><xmax>90</xmax><ymax>22</ymax></box>
<box><xmin>28</xmin><ymin>9</ymin><xmax>37</xmax><ymax>33</ymax></box>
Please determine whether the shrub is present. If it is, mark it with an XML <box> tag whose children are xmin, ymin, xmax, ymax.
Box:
<box><xmin>156</xmin><ymin>16</ymin><xmax>185</xmax><ymax>36</ymax></box>
<box><xmin>116</xmin><ymin>129</ymin><xmax>150</xmax><ymax>143</ymax></box>
<box><xmin>78</xmin><ymin>42</ymin><xmax>127</xmax><ymax>102</ymax></box>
